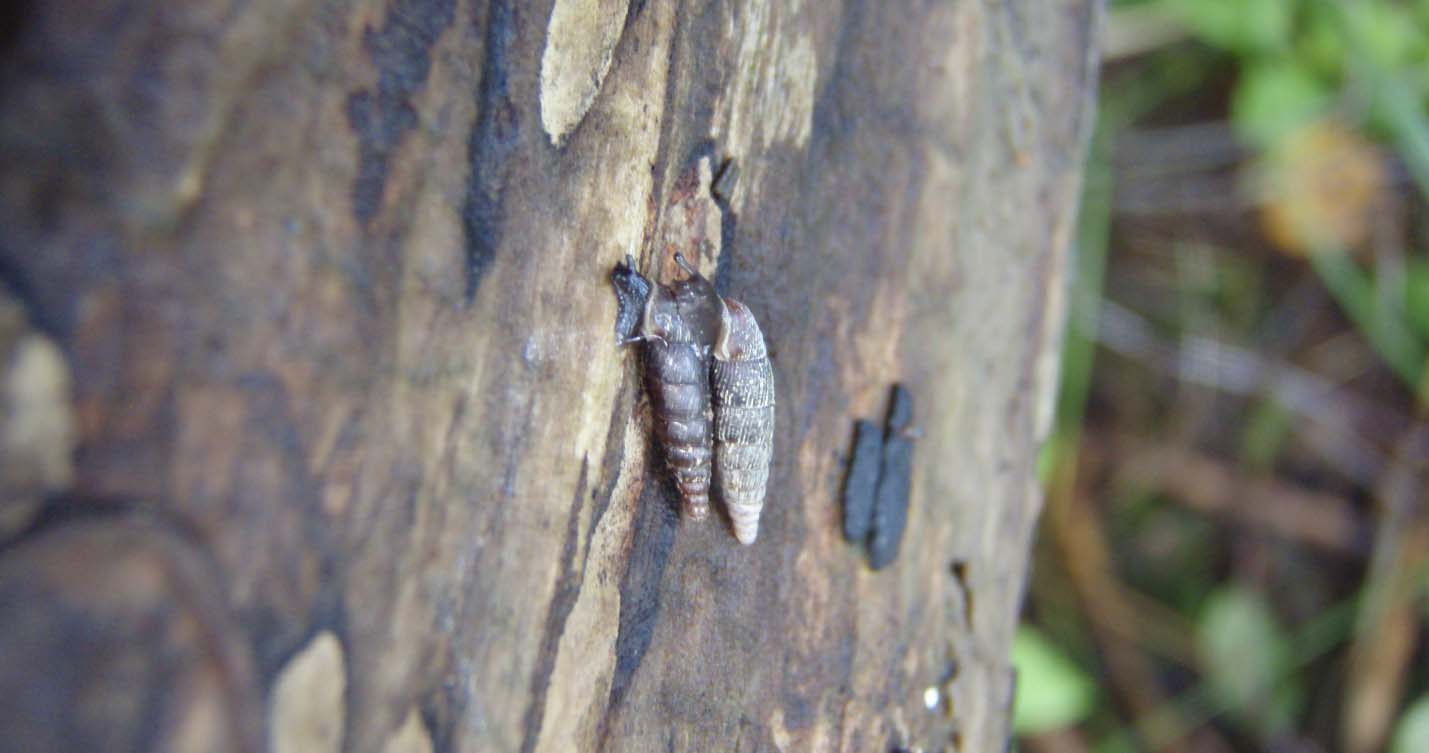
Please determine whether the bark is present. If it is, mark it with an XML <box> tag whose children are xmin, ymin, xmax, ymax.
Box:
<box><xmin>0</xmin><ymin>1</ymin><xmax>1101</xmax><ymax>751</ymax></box>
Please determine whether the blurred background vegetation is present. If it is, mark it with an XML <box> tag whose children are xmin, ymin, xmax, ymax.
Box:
<box><xmin>1012</xmin><ymin>1</ymin><xmax>1429</xmax><ymax>751</ymax></box>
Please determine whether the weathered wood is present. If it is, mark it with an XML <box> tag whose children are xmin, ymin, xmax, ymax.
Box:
<box><xmin>0</xmin><ymin>1</ymin><xmax>1101</xmax><ymax>751</ymax></box>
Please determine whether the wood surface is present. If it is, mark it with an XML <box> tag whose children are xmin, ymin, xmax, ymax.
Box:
<box><xmin>0</xmin><ymin>1</ymin><xmax>1101</xmax><ymax>751</ymax></box>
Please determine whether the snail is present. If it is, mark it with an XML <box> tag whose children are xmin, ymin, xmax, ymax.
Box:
<box><xmin>610</xmin><ymin>255</ymin><xmax>652</xmax><ymax>344</ymax></box>
<box><xmin>611</xmin><ymin>254</ymin><xmax>721</xmax><ymax>521</ymax></box>
<box><xmin>609</xmin><ymin>255</ymin><xmax>777</xmax><ymax>542</ymax></box>
<box><xmin>711</xmin><ymin>298</ymin><xmax>776</xmax><ymax>544</ymax></box>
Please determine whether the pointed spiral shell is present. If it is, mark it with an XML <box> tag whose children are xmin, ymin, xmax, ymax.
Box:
<box><xmin>636</xmin><ymin>260</ymin><xmax>722</xmax><ymax>521</ymax></box>
<box><xmin>644</xmin><ymin>337</ymin><xmax>714</xmax><ymax>520</ymax></box>
<box><xmin>711</xmin><ymin>298</ymin><xmax>775</xmax><ymax>544</ymax></box>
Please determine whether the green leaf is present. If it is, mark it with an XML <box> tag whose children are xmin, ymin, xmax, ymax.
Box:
<box><xmin>1011</xmin><ymin>626</ymin><xmax>1097</xmax><ymax>734</ymax></box>
<box><xmin>1092</xmin><ymin>732</ymin><xmax>1138</xmax><ymax>753</ymax></box>
<box><xmin>1197</xmin><ymin>587</ymin><xmax>1285</xmax><ymax>708</ymax></box>
<box><xmin>1312</xmin><ymin>251</ymin><xmax>1427</xmax><ymax>396</ymax></box>
<box><xmin>1232</xmin><ymin>62</ymin><xmax>1330</xmax><ymax>146</ymax></box>
<box><xmin>1239</xmin><ymin>398</ymin><xmax>1292</xmax><ymax>470</ymax></box>
<box><xmin>1298</xmin><ymin>3</ymin><xmax>1348</xmax><ymax>80</ymax></box>
<box><xmin>1162</xmin><ymin>0</ymin><xmax>1290</xmax><ymax>55</ymax></box>
<box><xmin>1197</xmin><ymin>586</ymin><xmax>1298</xmax><ymax>734</ymax></box>
<box><xmin>1347</xmin><ymin>3</ymin><xmax>1420</xmax><ymax>69</ymax></box>
<box><xmin>1406</xmin><ymin>259</ymin><xmax>1429</xmax><ymax>343</ymax></box>
<box><xmin>1393</xmin><ymin>695</ymin><xmax>1429</xmax><ymax>753</ymax></box>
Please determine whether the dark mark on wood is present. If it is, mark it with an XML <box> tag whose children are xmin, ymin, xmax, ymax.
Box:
<box><xmin>841</xmin><ymin>419</ymin><xmax>882</xmax><ymax>542</ymax></box>
<box><xmin>709</xmin><ymin>157</ymin><xmax>738</xmax><ymax>297</ymax></box>
<box><xmin>711</xmin><ymin>157</ymin><xmax>737</xmax><ymax>203</ymax></box>
<box><xmin>885</xmin><ymin>384</ymin><xmax>913</xmax><ymax>434</ymax></box>
<box><xmin>868</xmin><ymin>387</ymin><xmax>915</xmax><ymax>570</ymax></box>
<box><xmin>597</xmin><ymin>462</ymin><xmax>680</xmax><ymax>748</ymax></box>
<box><xmin>840</xmin><ymin>384</ymin><xmax>917</xmax><ymax>569</ymax></box>
<box><xmin>226</xmin><ymin>371</ymin><xmax>354</xmax><ymax>684</ymax></box>
<box><xmin>623</xmin><ymin>0</ymin><xmax>647</xmax><ymax>32</ymax></box>
<box><xmin>585</xmin><ymin>378</ymin><xmax>635</xmax><ymax>559</ymax></box>
<box><xmin>460</xmin><ymin>0</ymin><xmax>519</xmax><ymax>304</ymax></box>
<box><xmin>420</xmin><ymin>692</ymin><xmax>455</xmax><ymax>753</ymax></box>
<box><xmin>346</xmin><ymin>0</ymin><xmax>457</xmax><ymax>224</ymax></box>
<box><xmin>518</xmin><ymin>457</ymin><xmax>589</xmax><ymax>753</ymax></box>
<box><xmin>950</xmin><ymin>558</ymin><xmax>972</xmax><ymax>623</ymax></box>
<box><xmin>0</xmin><ymin>248</ymin><xmax>62</xmax><ymax>339</ymax></box>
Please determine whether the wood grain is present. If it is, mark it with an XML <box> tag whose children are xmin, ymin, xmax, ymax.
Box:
<box><xmin>0</xmin><ymin>0</ymin><xmax>1101</xmax><ymax>751</ymax></box>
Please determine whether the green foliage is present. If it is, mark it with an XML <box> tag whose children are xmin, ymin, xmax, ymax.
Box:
<box><xmin>1011</xmin><ymin>626</ymin><xmax>1098</xmax><ymax>734</ymax></box>
<box><xmin>1196</xmin><ymin>586</ymin><xmax>1301</xmax><ymax>737</ymax></box>
<box><xmin>1159</xmin><ymin>0</ymin><xmax>1429</xmax><ymax>150</ymax></box>
<box><xmin>1162</xmin><ymin>0</ymin><xmax>1290</xmax><ymax>56</ymax></box>
<box><xmin>1344</xmin><ymin>1</ymin><xmax>1423</xmax><ymax>69</ymax></box>
<box><xmin>1091</xmin><ymin>733</ymin><xmax>1138</xmax><ymax>753</ymax></box>
<box><xmin>1298</xmin><ymin>3</ymin><xmax>1347</xmax><ymax>78</ymax></box>
<box><xmin>1232</xmin><ymin>61</ymin><xmax>1330</xmax><ymax>146</ymax></box>
<box><xmin>1113</xmin><ymin>497</ymin><xmax>1218</xmax><ymax>614</ymax></box>
<box><xmin>1392</xmin><ymin>695</ymin><xmax>1429</xmax><ymax>753</ymax></box>
<box><xmin>1239</xmin><ymin>398</ymin><xmax>1293</xmax><ymax>470</ymax></box>
<box><xmin>1029</xmin><ymin>3</ymin><xmax>1429</xmax><ymax>749</ymax></box>
<box><xmin>1405</xmin><ymin>258</ymin><xmax>1429</xmax><ymax>343</ymax></box>
<box><xmin>1311</xmin><ymin>251</ymin><xmax>1427</xmax><ymax>398</ymax></box>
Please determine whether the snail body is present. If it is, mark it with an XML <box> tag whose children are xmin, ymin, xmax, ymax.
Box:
<box><xmin>711</xmin><ymin>298</ymin><xmax>776</xmax><ymax>545</ymax></box>
<box><xmin>612</xmin><ymin>255</ymin><xmax>722</xmax><ymax>521</ymax></box>
<box><xmin>609</xmin><ymin>256</ymin><xmax>652</xmax><ymax>344</ymax></box>
<box><xmin>642</xmin><ymin>276</ymin><xmax>719</xmax><ymax>520</ymax></box>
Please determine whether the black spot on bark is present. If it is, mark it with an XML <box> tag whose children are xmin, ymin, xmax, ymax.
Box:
<box><xmin>709</xmin><ymin>157</ymin><xmax>739</xmax><ymax>297</ymax></box>
<box><xmin>597</xmin><ymin>465</ymin><xmax>679</xmax><ymax>745</ymax></box>
<box><xmin>346</xmin><ymin>0</ymin><xmax>457</xmax><ymax>224</ymax></box>
<box><xmin>460</xmin><ymin>0</ymin><xmax>520</xmax><ymax>304</ymax></box>
<box><xmin>623</xmin><ymin>0</ymin><xmax>647</xmax><ymax>31</ymax></box>
<box><xmin>841</xmin><ymin>419</ymin><xmax>882</xmax><ymax>543</ymax></box>
<box><xmin>419</xmin><ymin>660</ymin><xmax>463</xmax><ymax>753</ymax></box>
<box><xmin>808</xmin><ymin>0</ymin><xmax>868</xmax><ymax>148</ymax></box>
<box><xmin>0</xmin><ymin>247</ymin><xmax>61</xmax><ymax>338</ymax></box>
<box><xmin>586</xmin><ymin>380</ymin><xmax>634</xmax><ymax>557</ymax></box>
<box><xmin>518</xmin><ymin>457</ymin><xmax>589</xmax><ymax>753</ymax></box>
<box><xmin>867</xmin><ymin>433</ymin><xmax>913</xmax><ymax>570</ymax></box>
<box><xmin>950</xmin><ymin>558</ymin><xmax>970</xmax><ymax>604</ymax></box>
<box><xmin>884</xmin><ymin>384</ymin><xmax>913</xmax><ymax>433</ymax></box>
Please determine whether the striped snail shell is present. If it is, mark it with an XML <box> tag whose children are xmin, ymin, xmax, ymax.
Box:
<box><xmin>711</xmin><ymin>297</ymin><xmax>776</xmax><ymax>545</ymax></box>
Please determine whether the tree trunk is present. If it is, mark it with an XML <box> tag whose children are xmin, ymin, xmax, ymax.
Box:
<box><xmin>0</xmin><ymin>1</ymin><xmax>1101</xmax><ymax>752</ymax></box>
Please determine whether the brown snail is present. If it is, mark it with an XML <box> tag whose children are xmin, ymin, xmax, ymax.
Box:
<box><xmin>610</xmin><ymin>255</ymin><xmax>777</xmax><ymax>542</ymax></box>
<box><xmin>711</xmin><ymin>298</ymin><xmax>775</xmax><ymax>544</ymax></box>
<box><xmin>611</xmin><ymin>254</ymin><xmax>721</xmax><ymax>521</ymax></box>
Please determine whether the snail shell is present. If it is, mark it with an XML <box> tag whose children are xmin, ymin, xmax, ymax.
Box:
<box><xmin>711</xmin><ymin>298</ymin><xmax>776</xmax><ymax>545</ymax></box>
<box><xmin>639</xmin><ymin>255</ymin><xmax>722</xmax><ymax>521</ymax></box>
